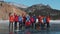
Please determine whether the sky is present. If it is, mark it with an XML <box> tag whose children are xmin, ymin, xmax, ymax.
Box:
<box><xmin>3</xmin><ymin>0</ymin><xmax>60</xmax><ymax>10</ymax></box>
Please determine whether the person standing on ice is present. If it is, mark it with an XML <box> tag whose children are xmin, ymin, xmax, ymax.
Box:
<box><xmin>43</xmin><ymin>16</ymin><xmax>46</xmax><ymax>28</ymax></box>
<box><xmin>26</xmin><ymin>15</ymin><xmax>30</xmax><ymax>21</ymax></box>
<box><xmin>18</xmin><ymin>15</ymin><xmax>23</xmax><ymax>30</ymax></box>
<box><xmin>35</xmin><ymin>16</ymin><xmax>40</xmax><ymax>29</ymax></box>
<box><xmin>33</xmin><ymin>14</ymin><xmax>36</xmax><ymax>23</ymax></box>
<box><xmin>14</xmin><ymin>13</ymin><xmax>19</xmax><ymax>30</ymax></box>
<box><xmin>25</xmin><ymin>20</ymin><xmax>31</xmax><ymax>29</ymax></box>
<box><xmin>33</xmin><ymin>15</ymin><xmax>36</xmax><ymax>29</ymax></box>
<box><xmin>30</xmin><ymin>16</ymin><xmax>34</xmax><ymax>29</ymax></box>
<box><xmin>25</xmin><ymin>15</ymin><xmax>31</xmax><ymax>29</ymax></box>
<box><xmin>38</xmin><ymin>15</ymin><xmax>44</xmax><ymax>29</ymax></box>
<box><xmin>46</xmin><ymin>16</ymin><xmax>50</xmax><ymax>28</ymax></box>
<box><xmin>22</xmin><ymin>15</ymin><xmax>26</xmax><ymax>26</ymax></box>
<box><xmin>9</xmin><ymin>13</ymin><xmax>14</xmax><ymax>31</ymax></box>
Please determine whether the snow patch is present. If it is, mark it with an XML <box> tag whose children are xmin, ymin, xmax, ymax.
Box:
<box><xmin>0</xmin><ymin>20</ymin><xmax>60</xmax><ymax>24</ymax></box>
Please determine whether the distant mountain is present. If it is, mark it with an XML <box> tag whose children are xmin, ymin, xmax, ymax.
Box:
<box><xmin>0</xmin><ymin>1</ymin><xmax>27</xmax><ymax>20</ymax></box>
<box><xmin>0</xmin><ymin>1</ymin><xmax>28</xmax><ymax>11</ymax></box>
<box><xmin>6</xmin><ymin>2</ymin><xmax>28</xmax><ymax>11</ymax></box>
<box><xmin>7</xmin><ymin>2</ymin><xmax>28</xmax><ymax>8</ymax></box>
<box><xmin>26</xmin><ymin>4</ymin><xmax>60</xmax><ymax>20</ymax></box>
<box><xmin>0</xmin><ymin>1</ymin><xmax>60</xmax><ymax>20</ymax></box>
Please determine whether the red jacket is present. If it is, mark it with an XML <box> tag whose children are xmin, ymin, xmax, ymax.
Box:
<box><xmin>25</xmin><ymin>21</ymin><xmax>31</xmax><ymax>26</ymax></box>
<box><xmin>9</xmin><ymin>15</ymin><xmax>14</xmax><ymax>22</ymax></box>
<box><xmin>30</xmin><ymin>16</ymin><xmax>34</xmax><ymax>23</ymax></box>
<box><xmin>46</xmin><ymin>16</ymin><xmax>50</xmax><ymax>23</ymax></box>
<box><xmin>38</xmin><ymin>16</ymin><xmax>43</xmax><ymax>23</ymax></box>
<box><xmin>23</xmin><ymin>16</ymin><xmax>26</xmax><ymax>22</ymax></box>
<box><xmin>14</xmin><ymin>15</ymin><xmax>18</xmax><ymax>22</ymax></box>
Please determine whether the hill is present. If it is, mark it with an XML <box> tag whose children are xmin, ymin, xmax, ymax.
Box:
<box><xmin>0</xmin><ymin>1</ymin><xmax>27</xmax><ymax>20</ymax></box>
<box><xmin>26</xmin><ymin>4</ymin><xmax>60</xmax><ymax>20</ymax></box>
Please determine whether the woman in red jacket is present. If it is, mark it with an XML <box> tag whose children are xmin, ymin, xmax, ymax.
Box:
<box><xmin>9</xmin><ymin>14</ymin><xmax>14</xmax><ymax>31</ymax></box>
<box><xmin>46</xmin><ymin>16</ymin><xmax>50</xmax><ymax>28</ymax></box>
<box><xmin>30</xmin><ymin>16</ymin><xmax>34</xmax><ymax>29</ymax></box>
<box><xmin>22</xmin><ymin>16</ymin><xmax>26</xmax><ymax>26</ymax></box>
<box><xmin>14</xmin><ymin>14</ymin><xmax>19</xmax><ymax>30</ymax></box>
<box><xmin>38</xmin><ymin>15</ymin><xmax>44</xmax><ymax>29</ymax></box>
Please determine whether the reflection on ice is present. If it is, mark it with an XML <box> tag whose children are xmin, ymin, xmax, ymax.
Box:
<box><xmin>0</xmin><ymin>20</ymin><xmax>60</xmax><ymax>34</ymax></box>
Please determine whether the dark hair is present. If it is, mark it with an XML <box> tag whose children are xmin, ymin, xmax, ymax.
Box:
<box><xmin>9</xmin><ymin>13</ymin><xmax>11</xmax><ymax>16</ymax></box>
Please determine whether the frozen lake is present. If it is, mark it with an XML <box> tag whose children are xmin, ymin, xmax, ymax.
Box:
<box><xmin>0</xmin><ymin>20</ymin><xmax>60</xmax><ymax>34</ymax></box>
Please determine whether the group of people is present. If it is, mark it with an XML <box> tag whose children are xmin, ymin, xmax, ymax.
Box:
<box><xmin>9</xmin><ymin>13</ymin><xmax>50</xmax><ymax>30</ymax></box>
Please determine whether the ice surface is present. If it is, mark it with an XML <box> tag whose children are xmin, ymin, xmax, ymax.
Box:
<box><xmin>0</xmin><ymin>20</ymin><xmax>60</xmax><ymax>34</ymax></box>
<box><xmin>0</xmin><ymin>20</ymin><xmax>60</xmax><ymax>24</ymax></box>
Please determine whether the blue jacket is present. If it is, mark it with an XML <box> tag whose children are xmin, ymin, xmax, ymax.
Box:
<box><xmin>43</xmin><ymin>17</ymin><xmax>46</xmax><ymax>23</ymax></box>
<box><xmin>18</xmin><ymin>16</ymin><xmax>22</xmax><ymax>22</ymax></box>
<box><xmin>33</xmin><ymin>16</ymin><xmax>36</xmax><ymax>22</ymax></box>
<box><xmin>26</xmin><ymin>16</ymin><xmax>30</xmax><ymax>21</ymax></box>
